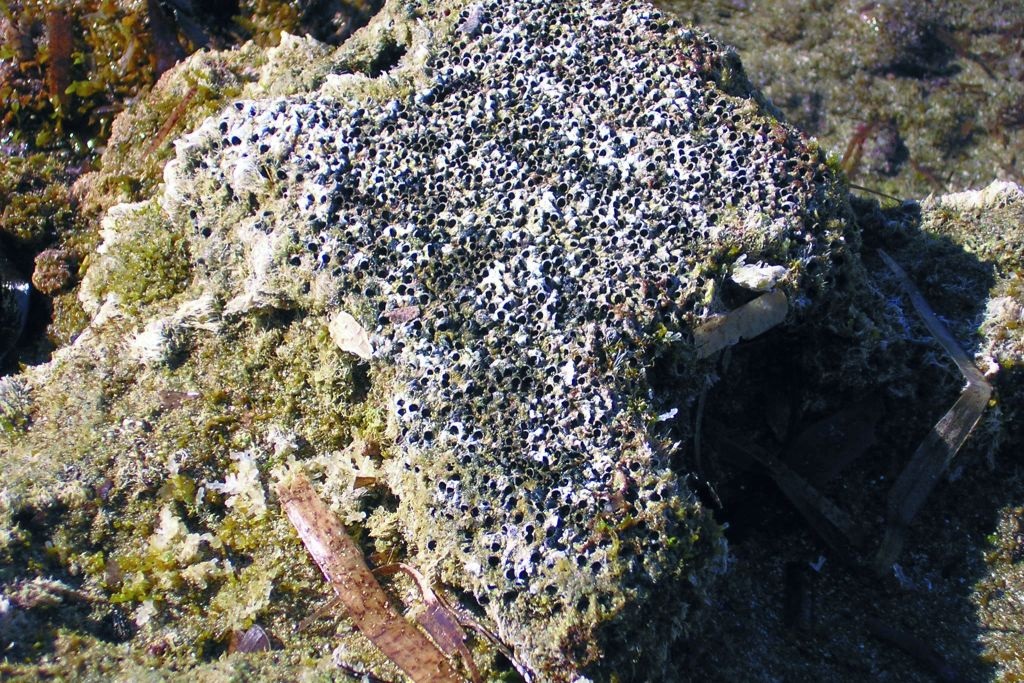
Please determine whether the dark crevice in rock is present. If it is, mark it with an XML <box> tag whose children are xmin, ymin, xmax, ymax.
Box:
<box><xmin>365</xmin><ymin>40</ymin><xmax>409</xmax><ymax>77</ymax></box>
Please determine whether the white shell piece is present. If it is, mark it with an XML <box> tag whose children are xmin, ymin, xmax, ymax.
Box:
<box><xmin>694</xmin><ymin>290</ymin><xmax>789</xmax><ymax>359</ymax></box>
<box><xmin>731</xmin><ymin>261</ymin><xmax>787</xmax><ymax>292</ymax></box>
<box><xmin>329</xmin><ymin>310</ymin><xmax>373</xmax><ymax>360</ymax></box>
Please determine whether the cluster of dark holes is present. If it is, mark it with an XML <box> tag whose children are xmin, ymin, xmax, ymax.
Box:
<box><xmin>173</xmin><ymin>0</ymin><xmax>846</xmax><ymax>612</ymax></box>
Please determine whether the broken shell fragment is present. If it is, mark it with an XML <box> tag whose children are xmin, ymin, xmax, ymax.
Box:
<box><xmin>329</xmin><ymin>311</ymin><xmax>373</xmax><ymax>360</ymax></box>
<box><xmin>694</xmin><ymin>289</ymin><xmax>789</xmax><ymax>359</ymax></box>
<box><xmin>231</xmin><ymin>624</ymin><xmax>271</xmax><ymax>653</ymax></box>
<box><xmin>731</xmin><ymin>260</ymin><xmax>787</xmax><ymax>292</ymax></box>
<box><xmin>384</xmin><ymin>305</ymin><xmax>421</xmax><ymax>323</ymax></box>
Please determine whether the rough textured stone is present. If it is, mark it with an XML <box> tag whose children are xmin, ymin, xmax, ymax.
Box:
<box><xmin>151</xmin><ymin>0</ymin><xmax>856</xmax><ymax>676</ymax></box>
<box><xmin>658</xmin><ymin>0</ymin><xmax>1024</xmax><ymax>201</ymax></box>
<box><xmin>1</xmin><ymin>0</ymin><xmax>884</xmax><ymax>680</ymax></box>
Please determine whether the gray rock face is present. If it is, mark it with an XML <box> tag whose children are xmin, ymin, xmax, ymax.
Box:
<box><xmin>157</xmin><ymin>0</ymin><xmax>853</xmax><ymax>677</ymax></box>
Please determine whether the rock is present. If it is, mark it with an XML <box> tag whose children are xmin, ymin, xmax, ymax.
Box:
<box><xmin>329</xmin><ymin>310</ymin><xmax>374</xmax><ymax>360</ymax></box>
<box><xmin>917</xmin><ymin>180</ymin><xmax>1024</xmax><ymax>445</ymax></box>
<box><xmin>0</xmin><ymin>0</ymin><xmax>886</xmax><ymax>680</ymax></box>
<box><xmin>730</xmin><ymin>258</ymin><xmax>788</xmax><ymax>292</ymax></box>
<box><xmin>155</xmin><ymin>0</ymin><xmax>860</xmax><ymax>676</ymax></box>
<box><xmin>31</xmin><ymin>248</ymin><xmax>75</xmax><ymax>295</ymax></box>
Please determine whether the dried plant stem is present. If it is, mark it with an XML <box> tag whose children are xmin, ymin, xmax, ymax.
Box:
<box><xmin>875</xmin><ymin>250</ymin><xmax>992</xmax><ymax>572</ymax></box>
<box><xmin>45</xmin><ymin>10</ymin><xmax>72</xmax><ymax>110</ymax></box>
<box><xmin>375</xmin><ymin>563</ymin><xmax>482</xmax><ymax>683</ymax></box>
<box><xmin>710</xmin><ymin>422</ymin><xmax>863</xmax><ymax>559</ymax></box>
<box><xmin>277</xmin><ymin>472</ymin><xmax>464</xmax><ymax>683</ymax></box>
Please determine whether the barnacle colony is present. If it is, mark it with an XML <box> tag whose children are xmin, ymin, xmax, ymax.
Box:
<box><xmin>104</xmin><ymin>0</ymin><xmax>851</xmax><ymax>677</ymax></box>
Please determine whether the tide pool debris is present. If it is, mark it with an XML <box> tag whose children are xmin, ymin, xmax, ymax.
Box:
<box><xmin>277</xmin><ymin>470</ymin><xmax>465</xmax><ymax>683</ymax></box>
<box><xmin>874</xmin><ymin>249</ymin><xmax>992</xmax><ymax>572</ymax></box>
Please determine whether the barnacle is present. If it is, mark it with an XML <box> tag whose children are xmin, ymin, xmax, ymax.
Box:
<box><xmin>158</xmin><ymin>0</ymin><xmax>852</xmax><ymax>677</ymax></box>
<box><xmin>0</xmin><ymin>0</ymin><xmax>866</xmax><ymax>678</ymax></box>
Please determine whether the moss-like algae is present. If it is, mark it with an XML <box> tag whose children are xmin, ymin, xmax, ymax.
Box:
<box><xmin>0</xmin><ymin>305</ymin><xmax>393</xmax><ymax>678</ymax></box>
<box><xmin>976</xmin><ymin>505</ymin><xmax>1024</xmax><ymax>682</ymax></box>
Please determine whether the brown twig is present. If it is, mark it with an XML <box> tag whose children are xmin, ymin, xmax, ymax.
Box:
<box><xmin>146</xmin><ymin>85</ymin><xmax>197</xmax><ymax>157</ymax></box>
<box><xmin>276</xmin><ymin>472</ymin><xmax>464</xmax><ymax>683</ymax></box>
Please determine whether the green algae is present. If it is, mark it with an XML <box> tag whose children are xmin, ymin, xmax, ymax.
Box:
<box><xmin>1</xmin><ymin>165</ymin><xmax>383</xmax><ymax>677</ymax></box>
<box><xmin>0</xmin><ymin>152</ymin><xmax>82</xmax><ymax>251</ymax></box>
<box><xmin>976</xmin><ymin>505</ymin><xmax>1024</xmax><ymax>682</ymax></box>
<box><xmin>0</xmin><ymin>305</ymin><xmax>392</xmax><ymax>679</ymax></box>
<box><xmin>90</xmin><ymin>203</ymin><xmax>191</xmax><ymax>313</ymax></box>
<box><xmin>0</xmin><ymin>0</ymin><xmax>385</xmax><ymax>154</ymax></box>
<box><xmin>0</xmin><ymin>0</ymin><xmax>387</xmax><ymax>359</ymax></box>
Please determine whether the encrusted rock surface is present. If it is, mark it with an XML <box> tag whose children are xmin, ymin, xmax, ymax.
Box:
<box><xmin>659</xmin><ymin>0</ymin><xmax>1024</xmax><ymax>200</ymax></box>
<box><xmin>153</xmin><ymin>0</ymin><xmax>854</xmax><ymax>676</ymax></box>
<box><xmin>1</xmin><ymin>0</ymin><xmax>882</xmax><ymax>680</ymax></box>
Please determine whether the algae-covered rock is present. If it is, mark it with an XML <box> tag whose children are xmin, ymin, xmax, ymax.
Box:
<box><xmin>976</xmin><ymin>505</ymin><xmax>1024</xmax><ymax>681</ymax></box>
<box><xmin>1</xmin><ymin>0</ymin><xmax>869</xmax><ymax>680</ymax></box>
<box><xmin>922</xmin><ymin>183</ymin><xmax>1024</xmax><ymax>333</ymax></box>
<box><xmin>865</xmin><ymin>181</ymin><xmax>1024</xmax><ymax>448</ymax></box>
<box><xmin>915</xmin><ymin>181</ymin><xmax>1024</xmax><ymax>446</ymax></box>
<box><xmin>657</xmin><ymin>0</ymin><xmax>1024</xmax><ymax>201</ymax></box>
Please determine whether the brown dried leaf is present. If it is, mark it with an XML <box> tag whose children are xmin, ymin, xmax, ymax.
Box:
<box><xmin>157</xmin><ymin>389</ymin><xmax>200</xmax><ymax>410</ymax></box>
<box><xmin>438</xmin><ymin>597</ymin><xmax>536</xmax><ymax>683</ymax></box>
<box><xmin>146</xmin><ymin>85</ymin><xmax>197</xmax><ymax>156</ymax></box>
<box><xmin>376</xmin><ymin>563</ymin><xmax>482</xmax><ymax>683</ymax></box>
<box><xmin>276</xmin><ymin>472</ymin><xmax>463</xmax><ymax>683</ymax></box>
<box><xmin>344</xmin><ymin>438</ymin><xmax>382</xmax><ymax>488</ymax></box>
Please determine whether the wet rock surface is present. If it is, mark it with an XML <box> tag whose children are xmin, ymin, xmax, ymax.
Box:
<box><xmin>658</xmin><ymin>0</ymin><xmax>1024</xmax><ymax>199</ymax></box>
<box><xmin>0</xmin><ymin>254</ymin><xmax>29</xmax><ymax>364</ymax></box>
